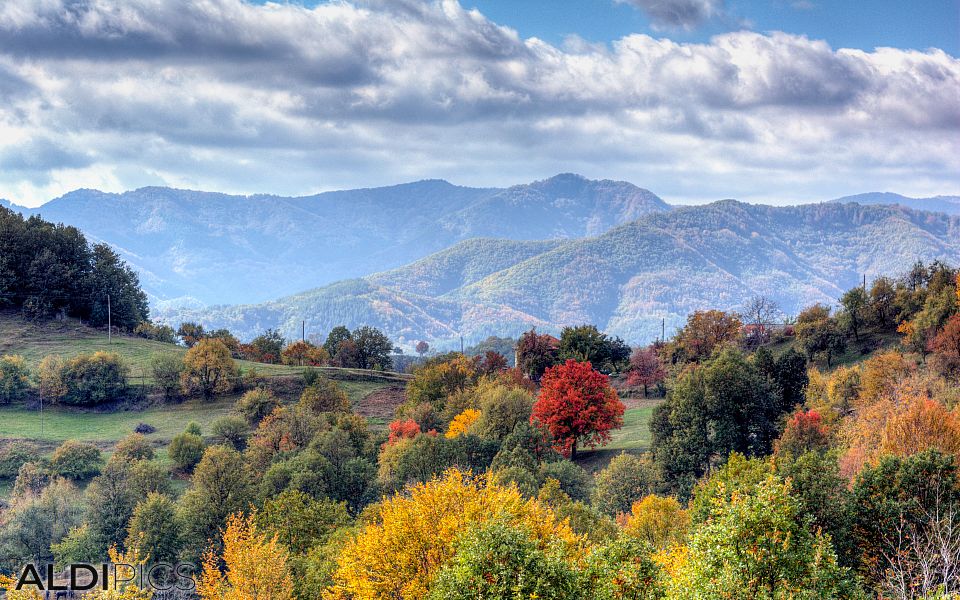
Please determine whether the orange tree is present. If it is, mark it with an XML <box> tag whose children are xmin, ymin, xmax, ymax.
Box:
<box><xmin>531</xmin><ymin>359</ymin><xmax>624</xmax><ymax>459</ymax></box>
<box><xmin>198</xmin><ymin>513</ymin><xmax>294</xmax><ymax>600</ymax></box>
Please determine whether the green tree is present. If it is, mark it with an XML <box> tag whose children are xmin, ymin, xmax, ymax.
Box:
<box><xmin>839</xmin><ymin>287</ymin><xmax>869</xmax><ymax>341</ymax></box>
<box><xmin>558</xmin><ymin>324</ymin><xmax>610</xmax><ymax>365</ymax></box>
<box><xmin>669</xmin><ymin>476</ymin><xmax>848</xmax><ymax>599</ymax></box>
<box><xmin>113</xmin><ymin>433</ymin><xmax>155</xmax><ymax>462</ymax></box>
<box><xmin>323</xmin><ymin>326</ymin><xmax>353</xmax><ymax>357</ymax></box>
<box><xmin>169</xmin><ymin>430</ymin><xmax>206</xmax><ymax>472</ymax></box>
<box><xmin>59</xmin><ymin>351</ymin><xmax>129</xmax><ymax>406</ymax></box>
<box><xmin>126</xmin><ymin>492</ymin><xmax>181</xmax><ymax>564</ymax></box>
<box><xmin>255</xmin><ymin>490</ymin><xmax>351</xmax><ymax>554</ymax></box>
<box><xmin>86</xmin><ymin>243</ymin><xmax>149</xmax><ymax>330</ymax></box>
<box><xmin>211</xmin><ymin>415</ymin><xmax>249</xmax><ymax>451</ymax></box>
<box><xmin>151</xmin><ymin>352</ymin><xmax>184</xmax><ymax>400</ymax></box>
<box><xmin>237</xmin><ymin>387</ymin><xmax>280</xmax><ymax>424</ymax></box>
<box><xmin>51</xmin><ymin>524</ymin><xmax>101</xmax><ymax>568</ymax></box>
<box><xmin>352</xmin><ymin>325</ymin><xmax>393</xmax><ymax>370</ymax></box>
<box><xmin>592</xmin><ymin>453</ymin><xmax>661</xmax><ymax>516</ymax></box>
<box><xmin>427</xmin><ymin>521</ymin><xmax>581</xmax><ymax>600</ymax></box>
<box><xmin>795</xmin><ymin>304</ymin><xmax>846</xmax><ymax>366</ymax></box>
<box><xmin>177</xmin><ymin>446</ymin><xmax>253</xmax><ymax>562</ymax></box>
<box><xmin>583</xmin><ymin>535</ymin><xmax>665</xmax><ymax>600</ymax></box>
<box><xmin>49</xmin><ymin>440</ymin><xmax>103</xmax><ymax>480</ymax></box>
<box><xmin>0</xmin><ymin>354</ymin><xmax>30</xmax><ymax>404</ymax></box>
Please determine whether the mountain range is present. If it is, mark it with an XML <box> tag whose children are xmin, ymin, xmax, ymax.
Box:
<box><xmin>6</xmin><ymin>175</ymin><xmax>960</xmax><ymax>348</ymax></box>
<box><xmin>154</xmin><ymin>201</ymin><xmax>960</xmax><ymax>348</ymax></box>
<box><xmin>5</xmin><ymin>174</ymin><xmax>668</xmax><ymax>305</ymax></box>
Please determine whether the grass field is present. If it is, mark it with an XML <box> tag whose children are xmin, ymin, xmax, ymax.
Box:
<box><xmin>575</xmin><ymin>397</ymin><xmax>663</xmax><ymax>472</ymax></box>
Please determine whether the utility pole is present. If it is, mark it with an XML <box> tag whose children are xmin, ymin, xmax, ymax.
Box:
<box><xmin>302</xmin><ymin>321</ymin><xmax>305</xmax><ymax>343</ymax></box>
<box><xmin>863</xmin><ymin>273</ymin><xmax>867</xmax><ymax>291</ymax></box>
<box><xmin>107</xmin><ymin>293</ymin><xmax>112</xmax><ymax>344</ymax></box>
<box><xmin>661</xmin><ymin>318</ymin><xmax>665</xmax><ymax>343</ymax></box>
<box><xmin>460</xmin><ymin>335</ymin><xmax>464</xmax><ymax>354</ymax></box>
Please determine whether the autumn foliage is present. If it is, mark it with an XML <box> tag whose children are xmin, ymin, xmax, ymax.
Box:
<box><xmin>532</xmin><ymin>359</ymin><xmax>624</xmax><ymax>458</ymax></box>
<box><xmin>198</xmin><ymin>513</ymin><xmax>294</xmax><ymax>600</ymax></box>
<box><xmin>386</xmin><ymin>419</ymin><xmax>421</xmax><ymax>445</ymax></box>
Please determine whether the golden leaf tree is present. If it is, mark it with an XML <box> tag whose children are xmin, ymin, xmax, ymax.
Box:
<box><xmin>197</xmin><ymin>513</ymin><xmax>294</xmax><ymax>600</ymax></box>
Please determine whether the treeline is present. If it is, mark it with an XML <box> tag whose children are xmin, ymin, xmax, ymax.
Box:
<box><xmin>0</xmin><ymin>206</ymin><xmax>148</xmax><ymax>329</ymax></box>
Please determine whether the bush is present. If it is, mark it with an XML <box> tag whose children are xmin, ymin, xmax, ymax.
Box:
<box><xmin>49</xmin><ymin>440</ymin><xmax>104</xmax><ymax>480</ymax></box>
<box><xmin>38</xmin><ymin>354</ymin><xmax>67</xmax><ymax>401</ymax></box>
<box><xmin>59</xmin><ymin>351</ymin><xmax>129</xmax><ymax>406</ymax></box>
<box><xmin>592</xmin><ymin>453</ymin><xmax>660</xmax><ymax>516</ymax></box>
<box><xmin>539</xmin><ymin>460</ymin><xmax>591</xmax><ymax>503</ymax></box>
<box><xmin>113</xmin><ymin>433</ymin><xmax>155</xmax><ymax>461</ymax></box>
<box><xmin>299</xmin><ymin>379</ymin><xmax>350</xmax><ymax>414</ymax></box>
<box><xmin>135</xmin><ymin>422</ymin><xmax>156</xmax><ymax>434</ymax></box>
<box><xmin>169</xmin><ymin>431</ymin><xmax>205</xmax><ymax>473</ymax></box>
<box><xmin>211</xmin><ymin>416</ymin><xmax>249</xmax><ymax>451</ymax></box>
<box><xmin>237</xmin><ymin>388</ymin><xmax>280</xmax><ymax>424</ymax></box>
<box><xmin>151</xmin><ymin>352</ymin><xmax>184</xmax><ymax>400</ymax></box>
<box><xmin>0</xmin><ymin>441</ymin><xmax>41</xmax><ymax>479</ymax></box>
<box><xmin>134</xmin><ymin>322</ymin><xmax>177</xmax><ymax>344</ymax></box>
<box><xmin>0</xmin><ymin>354</ymin><xmax>30</xmax><ymax>404</ymax></box>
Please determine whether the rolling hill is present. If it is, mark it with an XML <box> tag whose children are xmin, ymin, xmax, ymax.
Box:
<box><xmin>8</xmin><ymin>174</ymin><xmax>669</xmax><ymax>305</ymax></box>
<box><xmin>157</xmin><ymin>201</ymin><xmax>960</xmax><ymax>348</ymax></box>
<box><xmin>828</xmin><ymin>192</ymin><xmax>960</xmax><ymax>215</ymax></box>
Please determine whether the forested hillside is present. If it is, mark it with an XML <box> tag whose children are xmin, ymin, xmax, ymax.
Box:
<box><xmin>166</xmin><ymin>201</ymin><xmax>960</xmax><ymax>347</ymax></box>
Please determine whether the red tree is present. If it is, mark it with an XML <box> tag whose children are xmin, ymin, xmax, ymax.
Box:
<box><xmin>626</xmin><ymin>346</ymin><xmax>666</xmax><ymax>397</ymax></box>
<box><xmin>531</xmin><ymin>359</ymin><xmax>624</xmax><ymax>459</ymax></box>
<box><xmin>774</xmin><ymin>409</ymin><xmax>831</xmax><ymax>457</ymax></box>
<box><xmin>386</xmin><ymin>419</ymin><xmax>421</xmax><ymax>445</ymax></box>
<box><xmin>930</xmin><ymin>315</ymin><xmax>960</xmax><ymax>377</ymax></box>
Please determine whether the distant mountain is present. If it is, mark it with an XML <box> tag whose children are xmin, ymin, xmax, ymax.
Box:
<box><xmin>12</xmin><ymin>174</ymin><xmax>669</xmax><ymax>304</ymax></box>
<box><xmin>830</xmin><ymin>192</ymin><xmax>960</xmax><ymax>215</ymax></box>
<box><xmin>158</xmin><ymin>201</ymin><xmax>960</xmax><ymax>348</ymax></box>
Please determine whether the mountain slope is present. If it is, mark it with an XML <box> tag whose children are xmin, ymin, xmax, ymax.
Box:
<box><xmin>830</xmin><ymin>192</ymin><xmax>960</xmax><ymax>215</ymax></box>
<box><xmin>14</xmin><ymin>174</ymin><xmax>668</xmax><ymax>305</ymax></box>
<box><xmin>159</xmin><ymin>201</ymin><xmax>960</xmax><ymax>347</ymax></box>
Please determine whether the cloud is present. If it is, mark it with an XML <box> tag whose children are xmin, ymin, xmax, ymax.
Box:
<box><xmin>0</xmin><ymin>0</ymin><xmax>957</xmax><ymax>207</ymax></box>
<box><xmin>616</xmin><ymin>0</ymin><xmax>723</xmax><ymax>30</ymax></box>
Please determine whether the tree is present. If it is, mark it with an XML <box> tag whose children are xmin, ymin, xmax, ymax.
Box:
<box><xmin>592</xmin><ymin>453</ymin><xmax>661</xmax><ymax>516</ymax></box>
<box><xmin>126</xmin><ymin>492</ymin><xmax>180</xmax><ymax>565</ymax></box>
<box><xmin>178</xmin><ymin>446</ymin><xmax>253</xmax><ymax>562</ymax></box>
<box><xmin>415</xmin><ymin>340</ymin><xmax>429</xmax><ymax>358</ymax></box>
<box><xmin>197</xmin><ymin>513</ymin><xmax>294</xmax><ymax>600</ymax></box>
<box><xmin>114</xmin><ymin>433</ymin><xmax>155</xmax><ymax>462</ymax></box>
<box><xmin>37</xmin><ymin>354</ymin><xmax>67</xmax><ymax>402</ymax></box>
<box><xmin>516</xmin><ymin>329</ymin><xmax>559</xmax><ymax>381</ymax></box>
<box><xmin>869</xmin><ymin>276</ymin><xmax>897</xmax><ymax>329</ymax></box>
<box><xmin>49</xmin><ymin>440</ymin><xmax>103</xmax><ymax>480</ymax></box>
<box><xmin>255</xmin><ymin>490</ymin><xmax>350</xmax><ymax>555</ymax></box>
<box><xmin>236</xmin><ymin>387</ymin><xmax>281</xmax><ymax>424</ymax></box>
<box><xmin>0</xmin><ymin>478</ymin><xmax>85</xmax><ymax>566</ymax></box>
<box><xmin>930</xmin><ymin>314</ymin><xmax>960</xmax><ymax>378</ymax></box>
<box><xmin>668</xmin><ymin>476</ymin><xmax>847</xmax><ymax>599</ymax></box>
<box><xmin>353</xmin><ymin>326</ymin><xmax>393</xmax><ymax>370</ymax></box>
<box><xmin>181</xmin><ymin>338</ymin><xmax>238</xmax><ymax>399</ymax></box>
<box><xmin>477</xmin><ymin>350</ymin><xmax>508</xmax><ymax>375</ymax></box>
<box><xmin>325</xmin><ymin>469</ymin><xmax>576</xmax><ymax>599</ymax></box>
<box><xmin>626</xmin><ymin>346</ymin><xmax>665</xmax><ymax>397</ymax></box>
<box><xmin>532</xmin><ymin>360</ymin><xmax>624</xmax><ymax>459</ymax></box>
<box><xmin>249</xmin><ymin>329</ymin><xmax>286</xmax><ymax>364</ymax></box>
<box><xmin>582</xmin><ymin>535</ymin><xmax>665</xmax><ymax>600</ymax></box>
<box><xmin>281</xmin><ymin>340</ymin><xmax>328</xmax><ymax>366</ymax></box>
<box><xmin>323</xmin><ymin>326</ymin><xmax>353</xmax><ymax>357</ymax></box>
<box><xmin>169</xmin><ymin>430</ymin><xmax>206</xmax><ymax>472</ymax></box>
<box><xmin>558</xmin><ymin>325</ymin><xmax>610</xmax><ymax>365</ymax></box>
<box><xmin>59</xmin><ymin>351</ymin><xmax>129</xmax><ymax>406</ymax></box>
<box><xmin>86</xmin><ymin>244</ymin><xmax>149</xmax><ymax>330</ymax></box>
<box><xmin>839</xmin><ymin>286</ymin><xmax>869</xmax><ymax>341</ymax></box>
<box><xmin>0</xmin><ymin>355</ymin><xmax>30</xmax><ymax>404</ymax></box>
<box><xmin>51</xmin><ymin>524</ymin><xmax>101</xmax><ymax>568</ymax></box>
<box><xmin>774</xmin><ymin>409</ymin><xmax>831</xmax><ymax>457</ymax></box>
<box><xmin>426</xmin><ymin>521</ymin><xmax>580</xmax><ymax>600</ymax></box>
<box><xmin>210</xmin><ymin>415</ymin><xmax>249</xmax><ymax>451</ymax></box>
<box><xmin>675</xmin><ymin>309</ymin><xmax>741</xmax><ymax>362</ymax></box>
<box><xmin>473</xmin><ymin>384</ymin><xmax>534</xmax><ymax>442</ymax></box>
<box><xmin>177</xmin><ymin>322</ymin><xmax>206</xmax><ymax>348</ymax></box>
<box><xmin>622</xmin><ymin>495</ymin><xmax>689</xmax><ymax>549</ymax></box>
<box><xmin>151</xmin><ymin>352</ymin><xmax>183</xmax><ymax>400</ymax></box>
<box><xmin>742</xmin><ymin>295</ymin><xmax>782</xmax><ymax>347</ymax></box>
<box><xmin>795</xmin><ymin>304</ymin><xmax>846</xmax><ymax>366</ymax></box>
<box><xmin>299</xmin><ymin>379</ymin><xmax>350</xmax><ymax>414</ymax></box>
<box><xmin>446</xmin><ymin>409</ymin><xmax>481</xmax><ymax>439</ymax></box>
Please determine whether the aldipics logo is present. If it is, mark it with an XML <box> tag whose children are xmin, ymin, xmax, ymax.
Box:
<box><xmin>12</xmin><ymin>563</ymin><xmax>197</xmax><ymax>594</ymax></box>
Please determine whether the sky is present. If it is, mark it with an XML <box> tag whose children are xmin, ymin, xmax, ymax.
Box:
<box><xmin>0</xmin><ymin>0</ymin><xmax>957</xmax><ymax>207</ymax></box>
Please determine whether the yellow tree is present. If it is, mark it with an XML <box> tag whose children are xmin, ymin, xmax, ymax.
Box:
<box><xmin>181</xmin><ymin>339</ymin><xmax>238</xmax><ymax>399</ymax></box>
<box><xmin>621</xmin><ymin>495</ymin><xmax>689</xmax><ymax>550</ymax></box>
<box><xmin>324</xmin><ymin>468</ymin><xmax>580</xmax><ymax>600</ymax></box>
<box><xmin>197</xmin><ymin>513</ymin><xmax>294</xmax><ymax>600</ymax></box>
<box><xmin>444</xmin><ymin>408</ymin><xmax>480</xmax><ymax>439</ymax></box>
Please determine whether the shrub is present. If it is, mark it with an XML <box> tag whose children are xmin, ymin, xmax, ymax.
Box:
<box><xmin>113</xmin><ymin>433</ymin><xmax>155</xmax><ymax>461</ymax></box>
<box><xmin>135</xmin><ymin>422</ymin><xmax>156</xmax><ymax>434</ymax></box>
<box><xmin>238</xmin><ymin>388</ymin><xmax>281</xmax><ymax>424</ymax></box>
<box><xmin>0</xmin><ymin>441</ymin><xmax>41</xmax><ymax>479</ymax></box>
<box><xmin>169</xmin><ymin>431</ymin><xmax>206</xmax><ymax>473</ymax></box>
<box><xmin>38</xmin><ymin>354</ymin><xmax>67</xmax><ymax>401</ymax></box>
<box><xmin>592</xmin><ymin>453</ymin><xmax>660</xmax><ymax>516</ymax></box>
<box><xmin>134</xmin><ymin>322</ymin><xmax>177</xmax><ymax>344</ymax></box>
<box><xmin>299</xmin><ymin>378</ymin><xmax>350</xmax><ymax>415</ymax></box>
<box><xmin>181</xmin><ymin>338</ymin><xmax>238</xmax><ymax>399</ymax></box>
<box><xmin>49</xmin><ymin>440</ymin><xmax>104</xmax><ymax>480</ymax></box>
<box><xmin>151</xmin><ymin>352</ymin><xmax>184</xmax><ymax>400</ymax></box>
<box><xmin>0</xmin><ymin>354</ymin><xmax>30</xmax><ymax>404</ymax></box>
<box><xmin>211</xmin><ymin>415</ymin><xmax>249</xmax><ymax>451</ymax></box>
<box><xmin>59</xmin><ymin>351</ymin><xmax>129</xmax><ymax>406</ymax></box>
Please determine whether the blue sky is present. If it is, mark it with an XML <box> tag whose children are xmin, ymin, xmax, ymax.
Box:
<box><xmin>469</xmin><ymin>0</ymin><xmax>959</xmax><ymax>54</ymax></box>
<box><xmin>0</xmin><ymin>0</ymin><xmax>957</xmax><ymax>207</ymax></box>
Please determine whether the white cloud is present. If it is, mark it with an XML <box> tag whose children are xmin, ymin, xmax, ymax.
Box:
<box><xmin>0</xmin><ymin>0</ymin><xmax>957</xmax><ymax>206</ymax></box>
